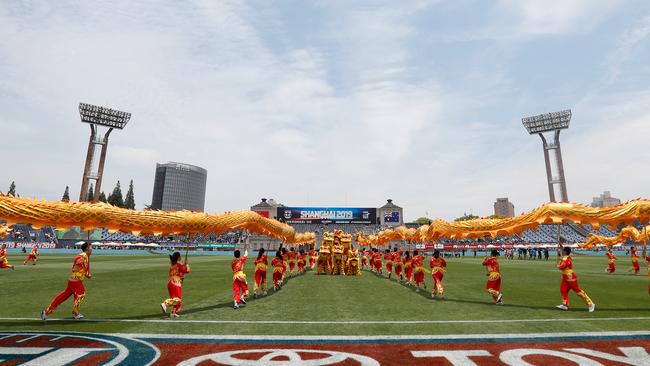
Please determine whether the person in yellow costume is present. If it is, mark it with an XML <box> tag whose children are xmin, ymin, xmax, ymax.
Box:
<box><xmin>317</xmin><ymin>233</ymin><xmax>333</xmax><ymax>274</ymax></box>
<box><xmin>346</xmin><ymin>245</ymin><xmax>361</xmax><ymax>276</ymax></box>
<box><xmin>331</xmin><ymin>233</ymin><xmax>346</xmax><ymax>275</ymax></box>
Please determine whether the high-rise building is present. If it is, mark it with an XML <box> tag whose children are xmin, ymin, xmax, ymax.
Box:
<box><xmin>494</xmin><ymin>198</ymin><xmax>515</xmax><ymax>217</ymax></box>
<box><xmin>591</xmin><ymin>191</ymin><xmax>621</xmax><ymax>208</ymax></box>
<box><xmin>150</xmin><ymin>162</ymin><xmax>207</xmax><ymax>212</ymax></box>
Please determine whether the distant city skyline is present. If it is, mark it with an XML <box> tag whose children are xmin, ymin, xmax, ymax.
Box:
<box><xmin>1</xmin><ymin>1</ymin><xmax>649</xmax><ymax>222</ymax></box>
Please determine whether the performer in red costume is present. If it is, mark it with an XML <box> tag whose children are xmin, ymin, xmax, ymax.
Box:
<box><xmin>643</xmin><ymin>245</ymin><xmax>650</xmax><ymax>295</ymax></box>
<box><xmin>403</xmin><ymin>251</ymin><xmax>413</xmax><ymax>285</ymax></box>
<box><xmin>393</xmin><ymin>247</ymin><xmax>403</xmax><ymax>282</ymax></box>
<box><xmin>160</xmin><ymin>251</ymin><xmax>190</xmax><ymax>318</ymax></box>
<box><xmin>232</xmin><ymin>249</ymin><xmax>249</xmax><ymax>309</ymax></box>
<box><xmin>556</xmin><ymin>246</ymin><xmax>595</xmax><ymax>312</ymax></box>
<box><xmin>23</xmin><ymin>245</ymin><xmax>39</xmax><ymax>265</ymax></box>
<box><xmin>384</xmin><ymin>249</ymin><xmax>393</xmax><ymax>278</ymax></box>
<box><xmin>288</xmin><ymin>247</ymin><xmax>297</xmax><ymax>276</ymax></box>
<box><xmin>429</xmin><ymin>250</ymin><xmax>447</xmax><ymax>298</ymax></box>
<box><xmin>253</xmin><ymin>248</ymin><xmax>268</xmax><ymax>297</ymax></box>
<box><xmin>482</xmin><ymin>249</ymin><xmax>503</xmax><ymax>305</ymax></box>
<box><xmin>0</xmin><ymin>243</ymin><xmax>14</xmax><ymax>270</ymax></box>
<box><xmin>361</xmin><ymin>248</ymin><xmax>368</xmax><ymax>269</ymax></box>
<box><xmin>628</xmin><ymin>246</ymin><xmax>640</xmax><ymax>274</ymax></box>
<box><xmin>605</xmin><ymin>248</ymin><xmax>616</xmax><ymax>274</ymax></box>
<box><xmin>372</xmin><ymin>248</ymin><xmax>382</xmax><ymax>274</ymax></box>
<box><xmin>297</xmin><ymin>249</ymin><xmax>307</xmax><ymax>273</ymax></box>
<box><xmin>412</xmin><ymin>250</ymin><xmax>426</xmax><ymax>292</ymax></box>
<box><xmin>309</xmin><ymin>248</ymin><xmax>317</xmax><ymax>270</ymax></box>
<box><xmin>272</xmin><ymin>247</ymin><xmax>284</xmax><ymax>290</ymax></box>
<box><xmin>41</xmin><ymin>243</ymin><xmax>92</xmax><ymax>320</ymax></box>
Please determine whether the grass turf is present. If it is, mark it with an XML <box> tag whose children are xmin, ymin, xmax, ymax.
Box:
<box><xmin>1</xmin><ymin>253</ymin><xmax>649</xmax><ymax>335</ymax></box>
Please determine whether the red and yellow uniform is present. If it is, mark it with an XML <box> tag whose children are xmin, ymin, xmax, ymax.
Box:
<box><xmin>346</xmin><ymin>249</ymin><xmax>360</xmax><ymax>275</ymax></box>
<box><xmin>288</xmin><ymin>250</ymin><xmax>297</xmax><ymax>274</ymax></box>
<box><xmin>384</xmin><ymin>252</ymin><xmax>393</xmax><ymax>276</ymax></box>
<box><xmin>605</xmin><ymin>251</ymin><xmax>616</xmax><ymax>274</ymax></box>
<box><xmin>331</xmin><ymin>242</ymin><xmax>345</xmax><ymax>275</ymax></box>
<box><xmin>297</xmin><ymin>252</ymin><xmax>306</xmax><ymax>273</ymax></box>
<box><xmin>0</xmin><ymin>247</ymin><xmax>14</xmax><ymax>269</ymax></box>
<box><xmin>629</xmin><ymin>247</ymin><xmax>640</xmax><ymax>274</ymax></box>
<box><xmin>309</xmin><ymin>249</ymin><xmax>317</xmax><ymax>269</ymax></box>
<box><xmin>361</xmin><ymin>250</ymin><xmax>368</xmax><ymax>268</ymax></box>
<box><xmin>317</xmin><ymin>242</ymin><xmax>331</xmax><ymax>274</ymax></box>
<box><xmin>413</xmin><ymin>255</ymin><xmax>425</xmax><ymax>289</ymax></box>
<box><xmin>272</xmin><ymin>257</ymin><xmax>284</xmax><ymax>289</ymax></box>
<box><xmin>232</xmin><ymin>251</ymin><xmax>248</xmax><ymax>305</ymax></box>
<box><xmin>404</xmin><ymin>255</ymin><xmax>413</xmax><ymax>284</ymax></box>
<box><xmin>254</xmin><ymin>255</ymin><xmax>268</xmax><ymax>295</ymax></box>
<box><xmin>393</xmin><ymin>251</ymin><xmax>403</xmax><ymax>280</ymax></box>
<box><xmin>558</xmin><ymin>255</ymin><xmax>593</xmax><ymax>308</ymax></box>
<box><xmin>23</xmin><ymin>246</ymin><xmax>39</xmax><ymax>265</ymax></box>
<box><xmin>372</xmin><ymin>251</ymin><xmax>382</xmax><ymax>274</ymax></box>
<box><xmin>45</xmin><ymin>252</ymin><xmax>90</xmax><ymax>316</ymax></box>
<box><xmin>482</xmin><ymin>256</ymin><xmax>501</xmax><ymax>302</ymax></box>
<box><xmin>162</xmin><ymin>261</ymin><xmax>190</xmax><ymax>315</ymax></box>
<box><xmin>430</xmin><ymin>257</ymin><xmax>447</xmax><ymax>297</ymax></box>
<box><xmin>645</xmin><ymin>252</ymin><xmax>650</xmax><ymax>295</ymax></box>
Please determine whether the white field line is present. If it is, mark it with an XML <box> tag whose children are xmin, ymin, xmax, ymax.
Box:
<box><xmin>118</xmin><ymin>330</ymin><xmax>650</xmax><ymax>340</ymax></box>
<box><xmin>2</xmin><ymin>316</ymin><xmax>650</xmax><ymax>325</ymax></box>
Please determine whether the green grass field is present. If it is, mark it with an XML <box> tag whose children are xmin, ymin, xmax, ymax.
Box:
<box><xmin>1</xmin><ymin>253</ymin><xmax>649</xmax><ymax>336</ymax></box>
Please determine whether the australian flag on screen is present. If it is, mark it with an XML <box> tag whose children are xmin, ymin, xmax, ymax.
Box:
<box><xmin>384</xmin><ymin>211</ymin><xmax>400</xmax><ymax>222</ymax></box>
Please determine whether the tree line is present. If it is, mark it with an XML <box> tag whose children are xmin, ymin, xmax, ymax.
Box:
<box><xmin>6</xmin><ymin>180</ymin><xmax>136</xmax><ymax>210</ymax></box>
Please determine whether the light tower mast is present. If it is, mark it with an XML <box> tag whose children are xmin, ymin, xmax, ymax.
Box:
<box><xmin>78</xmin><ymin>103</ymin><xmax>131</xmax><ymax>202</ymax></box>
<box><xmin>522</xmin><ymin>109</ymin><xmax>572</xmax><ymax>203</ymax></box>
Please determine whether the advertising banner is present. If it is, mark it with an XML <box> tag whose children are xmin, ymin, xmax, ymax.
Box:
<box><xmin>278</xmin><ymin>207</ymin><xmax>377</xmax><ymax>224</ymax></box>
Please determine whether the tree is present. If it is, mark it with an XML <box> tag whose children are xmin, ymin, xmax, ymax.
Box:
<box><xmin>86</xmin><ymin>183</ymin><xmax>94</xmax><ymax>202</ymax></box>
<box><xmin>124</xmin><ymin>180</ymin><xmax>135</xmax><ymax>210</ymax></box>
<box><xmin>7</xmin><ymin>181</ymin><xmax>16</xmax><ymax>196</ymax></box>
<box><xmin>62</xmin><ymin>186</ymin><xmax>70</xmax><ymax>201</ymax></box>
<box><xmin>487</xmin><ymin>214</ymin><xmax>505</xmax><ymax>219</ymax></box>
<box><xmin>99</xmin><ymin>191</ymin><xmax>107</xmax><ymax>203</ymax></box>
<box><xmin>412</xmin><ymin>217</ymin><xmax>432</xmax><ymax>225</ymax></box>
<box><xmin>454</xmin><ymin>213</ymin><xmax>479</xmax><ymax>222</ymax></box>
<box><xmin>107</xmin><ymin>181</ymin><xmax>124</xmax><ymax>208</ymax></box>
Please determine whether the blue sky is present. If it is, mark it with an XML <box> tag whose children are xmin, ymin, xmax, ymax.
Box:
<box><xmin>1</xmin><ymin>0</ymin><xmax>649</xmax><ymax>221</ymax></box>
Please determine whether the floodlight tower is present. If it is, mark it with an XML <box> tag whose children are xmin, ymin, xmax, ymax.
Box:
<box><xmin>78</xmin><ymin>103</ymin><xmax>131</xmax><ymax>202</ymax></box>
<box><xmin>521</xmin><ymin>109</ymin><xmax>572</xmax><ymax>203</ymax></box>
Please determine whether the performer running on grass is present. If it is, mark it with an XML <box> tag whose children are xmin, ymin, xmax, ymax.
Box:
<box><xmin>253</xmin><ymin>248</ymin><xmax>268</xmax><ymax>297</ymax></box>
<box><xmin>628</xmin><ymin>246</ymin><xmax>640</xmax><ymax>274</ymax></box>
<box><xmin>160</xmin><ymin>251</ymin><xmax>190</xmax><ymax>318</ymax></box>
<box><xmin>556</xmin><ymin>246</ymin><xmax>595</xmax><ymax>312</ymax></box>
<box><xmin>393</xmin><ymin>247</ymin><xmax>403</xmax><ymax>281</ymax></box>
<box><xmin>482</xmin><ymin>249</ymin><xmax>503</xmax><ymax>305</ymax></box>
<box><xmin>404</xmin><ymin>251</ymin><xmax>413</xmax><ymax>285</ymax></box>
<box><xmin>23</xmin><ymin>245</ymin><xmax>39</xmax><ymax>265</ymax></box>
<box><xmin>372</xmin><ymin>248</ymin><xmax>382</xmax><ymax>274</ymax></box>
<box><xmin>297</xmin><ymin>249</ymin><xmax>307</xmax><ymax>273</ymax></box>
<box><xmin>430</xmin><ymin>250</ymin><xmax>447</xmax><ymax>298</ymax></box>
<box><xmin>0</xmin><ymin>243</ymin><xmax>14</xmax><ymax>270</ymax></box>
<box><xmin>41</xmin><ymin>242</ymin><xmax>92</xmax><ymax>320</ymax></box>
<box><xmin>361</xmin><ymin>248</ymin><xmax>368</xmax><ymax>269</ymax></box>
<box><xmin>384</xmin><ymin>249</ymin><xmax>393</xmax><ymax>279</ymax></box>
<box><xmin>272</xmin><ymin>246</ymin><xmax>284</xmax><ymax>290</ymax></box>
<box><xmin>232</xmin><ymin>248</ymin><xmax>249</xmax><ymax>309</ymax></box>
<box><xmin>605</xmin><ymin>248</ymin><xmax>616</xmax><ymax>274</ymax></box>
<box><xmin>288</xmin><ymin>247</ymin><xmax>297</xmax><ymax>276</ymax></box>
<box><xmin>412</xmin><ymin>250</ymin><xmax>426</xmax><ymax>292</ymax></box>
